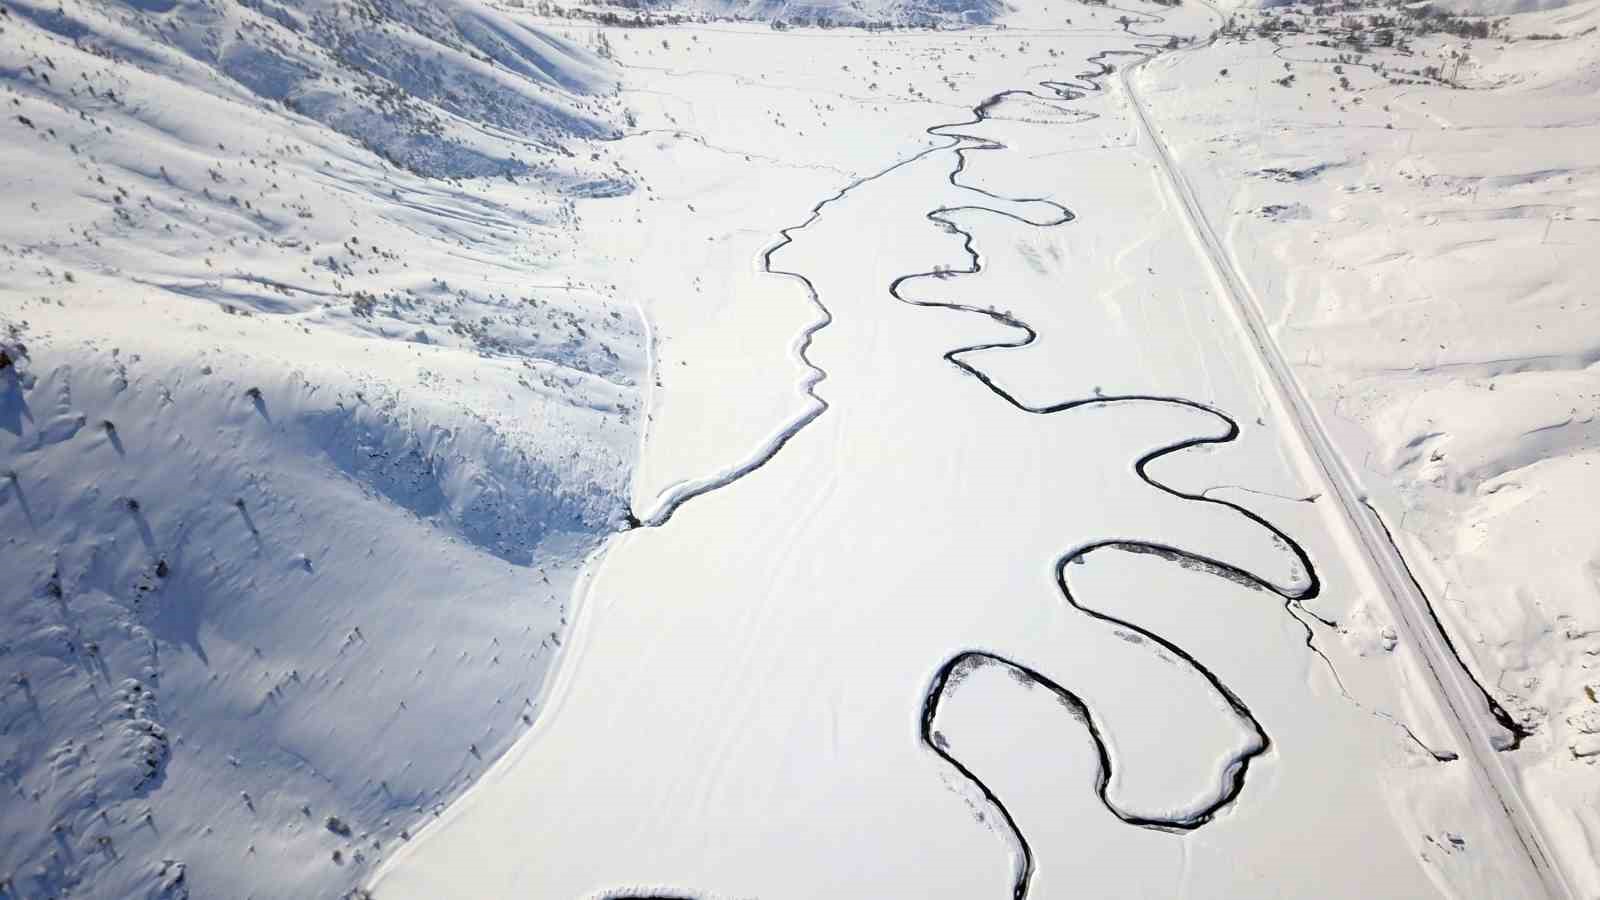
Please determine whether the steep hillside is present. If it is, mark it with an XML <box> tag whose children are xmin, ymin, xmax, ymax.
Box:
<box><xmin>0</xmin><ymin>1</ymin><xmax>644</xmax><ymax>897</ymax></box>
<box><xmin>1137</xmin><ymin>0</ymin><xmax>1600</xmax><ymax>890</ymax></box>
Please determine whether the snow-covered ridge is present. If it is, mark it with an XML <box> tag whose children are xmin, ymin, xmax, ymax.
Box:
<box><xmin>4</xmin><ymin>0</ymin><xmax>627</xmax><ymax>179</ymax></box>
<box><xmin>1136</xmin><ymin>0</ymin><xmax>1600</xmax><ymax>889</ymax></box>
<box><xmin>516</xmin><ymin>0</ymin><xmax>1013</xmax><ymax>29</ymax></box>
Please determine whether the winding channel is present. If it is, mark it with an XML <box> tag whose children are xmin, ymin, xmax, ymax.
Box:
<box><xmin>900</xmin><ymin>32</ymin><xmax>1329</xmax><ymax>900</ymax></box>
<box><xmin>614</xmin><ymin>14</ymin><xmax>1501</xmax><ymax>900</ymax></box>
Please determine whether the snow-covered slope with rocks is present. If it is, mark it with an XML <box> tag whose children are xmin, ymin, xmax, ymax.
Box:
<box><xmin>0</xmin><ymin>0</ymin><xmax>644</xmax><ymax>897</ymax></box>
<box><xmin>518</xmin><ymin>0</ymin><xmax>1013</xmax><ymax>29</ymax></box>
<box><xmin>676</xmin><ymin>0</ymin><xmax>1011</xmax><ymax>27</ymax></box>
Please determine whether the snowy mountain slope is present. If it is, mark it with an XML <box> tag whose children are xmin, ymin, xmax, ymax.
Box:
<box><xmin>1136</xmin><ymin>0</ymin><xmax>1600</xmax><ymax>891</ymax></box>
<box><xmin>524</xmin><ymin>0</ymin><xmax>1013</xmax><ymax>28</ymax></box>
<box><xmin>0</xmin><ymin>1</ymin><xmax>645</xmax><ymax>898</ymax></box>
<box><xmin>4</xmin><ymin>0</ymin><xmax>625</xmax><ymax>179</ymax></box>
<box><xmin>0</xmin><ymin>335</ymin><xmax>635</xmax><ymax>899</ymax></box>
<box><xmin>679</xmin><ymin>0</ymin><xmax>1011</xmax><ymax>27</ymax></box>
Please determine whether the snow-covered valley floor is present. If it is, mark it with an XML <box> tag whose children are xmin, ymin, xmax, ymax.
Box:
<box><xmin>4</xmin><ymin>0</ymin><xmax>1598</xmax><ymax>897</ymax></box>
<box><xmin>371</xmin><ymin>5</ymin><xmax>1594</xmax><ymax>898</ymax></box>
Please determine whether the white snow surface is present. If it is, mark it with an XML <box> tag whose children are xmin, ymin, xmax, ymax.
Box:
<box><xmin>371</xmin><ymin>4</ymin><xmax>1592</xmax><ymax>899</ymax></box>
<box><xmin>672</xmin><ymin>0</ymin><xmax>1010</xmax><ymax>27</ymax></box>
<box><xmin>4</xmin><ymin>0</ymin><xmax>1598</xmax><ymax>896</ymax></box>
<box><xmin>3</xmin><ymin>0</ymin><xmax>624</xmax><ymax>179</ymax></box>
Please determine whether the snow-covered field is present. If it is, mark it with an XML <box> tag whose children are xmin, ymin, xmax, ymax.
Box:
<box><xmin>4</xmin><ymin>0</ymin><xmax>1597</xmax><ymax>896</ymax></box>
